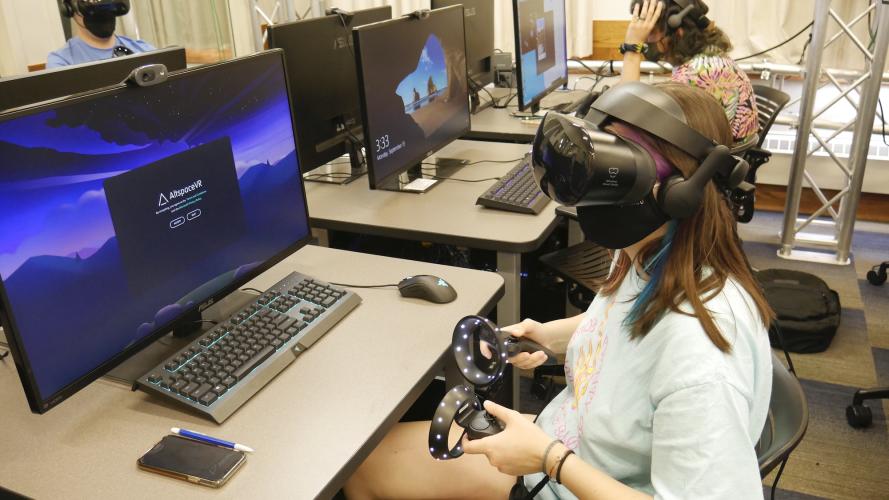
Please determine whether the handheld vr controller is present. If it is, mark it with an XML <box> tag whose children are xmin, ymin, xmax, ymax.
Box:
<box><xmin>428</xmin><ymin>316</ymin><xmax>557</xmax><ymax>460</ymax></box>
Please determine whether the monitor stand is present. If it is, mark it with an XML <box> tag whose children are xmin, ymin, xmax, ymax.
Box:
<box><xmin>103</xmin><ymin>290</ymin><xmax>258</xmax><ymax>387</ymax></box>
<box><xmin>376</xmin><ymin>156</ymin><xmax>471</xmax><ymax>194</ymax></box>
<box><xmin>510</xmin><ymin>103</ymin><xmax>545</xmax><ymax>121</ymax></box>
<box><xmin>303</xmin><ymin>136</ymin><xmax>367</xmax><ymax>185</ymax></box>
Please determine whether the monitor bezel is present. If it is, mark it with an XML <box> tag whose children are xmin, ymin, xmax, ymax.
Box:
<box><xmin>353</xmin><ymin>5</ymin><xmax>471</xmax><ymax>190</ymax></box>
<box><xmin>512</xmin><ymin>0</ymin><xmax>569</xmax><ymax>112</ymax></box>
<box><xmin>266</xmin><ymin>6</ymin><xmax>393</xmax><ymax>171</ymax></box>
<box><xmin>0</xmin><ymin>49</ymin><xmax>314</xmax><ymax>414</ymax></box>
<box><xmin>0</xmin><ymin>46</ymin><xmax>187</xmax><ymax>114</ymax></box>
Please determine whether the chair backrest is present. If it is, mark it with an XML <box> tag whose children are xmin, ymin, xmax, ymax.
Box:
<box><xmin>756</xmin><ymin>354</ymin><xmax>809</xmax><ymax>477</ymax></box>
<box><xmin>752</xmin><ymin>85</ymin><xmax>792</xmax><ymax>148</ymax></box>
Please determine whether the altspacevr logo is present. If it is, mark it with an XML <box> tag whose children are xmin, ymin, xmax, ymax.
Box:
<box><xmin>159</xmin><ymin>179</ymin><xmax>203</xmax><ymax>207</ymax></box>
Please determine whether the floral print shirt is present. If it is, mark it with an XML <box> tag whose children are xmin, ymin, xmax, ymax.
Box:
<box><xmin>671</xmin><ymin>50</ymin><xmax>759</xmax><ymax>146</ymax></box>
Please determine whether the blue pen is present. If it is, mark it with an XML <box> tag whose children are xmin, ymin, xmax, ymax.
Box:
<box><xmin>171</xmin><ymin>427</ymin><xmax>254</xmax><ymax>453</ymax></box>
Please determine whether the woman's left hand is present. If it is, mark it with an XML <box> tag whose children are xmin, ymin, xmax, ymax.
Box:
<box><xmin>461</xmin><ymin>400</ymin><xmax>556</xmax><ymax>476</ymax></box>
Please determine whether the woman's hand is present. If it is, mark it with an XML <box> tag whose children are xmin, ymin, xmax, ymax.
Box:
<box><xmin>626</xmin><ymin>0</ymin><xmax>665</xmax><ymax>45</ymax></box>
<box><xmin>501</xmin><ymin>318</ymin><xmax>550</xmax><ymax>370</ymax></box>
<box><xmin>461</xmin><ymin>400</ymin><xmax>556</xmax><ymax>476</ymax></box>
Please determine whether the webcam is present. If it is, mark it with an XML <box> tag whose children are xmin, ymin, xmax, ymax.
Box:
<box><xmin>408</xmin><ymin>9</ymin><xmax>431</xmax><ymax>20</ymax></box>
<box><xmin>125</xmin><ymin>64</ymin><xmax>168</xmax><ymax>88</ymax></box>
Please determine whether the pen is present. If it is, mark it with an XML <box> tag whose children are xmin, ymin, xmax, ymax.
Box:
<box><xmin>171</xmin><ymin>427</ymin><xmax>255</xmax><ymax>453</ymax></box>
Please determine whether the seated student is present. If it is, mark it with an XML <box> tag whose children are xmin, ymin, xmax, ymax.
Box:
<box><xmin>48</xmin><ymin>0</ymin><xmax>155</xmax><ymax>68</ymax></box>
<box><xmin>344</xmin><ymin>83</ymin><xmax>774</xmax><ymax>499</ymax></box>
<box><xmin>622</xmin><ymin>0</ymin><xmax>759</xmax><ymax>147</ymax></box>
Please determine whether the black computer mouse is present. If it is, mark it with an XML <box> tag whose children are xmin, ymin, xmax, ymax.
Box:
<box><xmin>398</xmin><ymin>275</ymin><xmax>458</xmax><ymax>304</ymax></box>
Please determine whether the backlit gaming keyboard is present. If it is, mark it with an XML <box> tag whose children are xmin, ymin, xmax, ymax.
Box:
<box><xmin>476</xmin><ymin>155</ymin><xmax>550</xmax><ymax>215</ymax></box>
<box><xmin>137</xmin><ymin>272</ymin><xmax>360</xmax><ymax>423</ymax></box>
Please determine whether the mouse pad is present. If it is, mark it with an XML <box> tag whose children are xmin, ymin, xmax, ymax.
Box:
<box><xmin>103</xmin><ymin>137</ymin><xmax>247</xmax><ymax>294</ymax></box>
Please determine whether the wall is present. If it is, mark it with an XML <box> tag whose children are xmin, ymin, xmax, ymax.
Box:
<box><xmin>0</xmin><ymin>0</ymin><xmax>65</xmax><ymax>75</ymax></box>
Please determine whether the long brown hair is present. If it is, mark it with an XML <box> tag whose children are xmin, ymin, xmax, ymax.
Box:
<box><xmin>660</xmin><ymin>23</ymin><xmax>733</xmax><ymax>66</ymax></box>
<box><xmin>599</xmin><ymin>83</ymin><xmax>773</xmax><ymax>352</ymax></box>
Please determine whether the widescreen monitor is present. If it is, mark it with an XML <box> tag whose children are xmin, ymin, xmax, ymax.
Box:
<box><xmin>513</xmin><ymin>0</ymin><xmax>568</xmax><ymax>112</ymax></box>
<box><xmin>353</xmin><ymin>6</ymin><xmax>471</xmax><ymax>192</ymax></box>
<box><xmin>0</xmin><ymin>47</ymin><xmax>187</xmax><ymax>112</ymax></box>
<box><xmin>430</xmin><ymin>0</ymin><xmax>495</xmax><ymax>87</ymax></box>
<box><xmin>267</xmin><ymin>6</ymin><xmax>392</xmax><ymax>182</ymax></box>
<box><xmin>0</xmin><ymin>50</ymin><xmax>311</xmax><ymax>414</ymax></box>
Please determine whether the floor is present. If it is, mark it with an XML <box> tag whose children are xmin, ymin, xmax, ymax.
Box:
<box><xmin>518</xmin><ymin>210</ymin><xmax>889</xmax><ymax>500</ymax></box>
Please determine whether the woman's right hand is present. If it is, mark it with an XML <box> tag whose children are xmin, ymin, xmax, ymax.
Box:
<box><xmin>501</xmin><ymin>318</ymin><xmax>551</xmax><ymax>370</ymax></box>
<box><xmin>625</xmin><ymin>0</ymin><xmax>665</xmax><ymax>45</ymax></box>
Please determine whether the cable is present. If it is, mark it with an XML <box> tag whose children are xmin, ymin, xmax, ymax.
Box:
<box><xmin>192</xmin><ymin>319</ymin><xmax>219</xmax><ymax>326</ymax></box>
<box><xmin>770</xmin><ymin>457</ymin><xmax>789</xmax><ymax>500</ymax></box>
<box><xmin>878</xmin><ymin>98</ymin><xmax>889</xmax><ymax>147</ymax></box>
<box><xmin>418</xmin><ymin>173</ymin><xmax>503</xmax><ymax>183</ymax></box>
<box><xmin>736</xmin><ymin>21</ymin><xmax>814</xmax><ymax>62</ymax></box>
<box><xmin>241</xmin><ymin>287</ymin><xmax>264</xmax><ymax>295</ymax></box>
<box><xmin>0</xmin><ymin>347</ymin><xmax>8</xmax><ymax>360</ymax></box>
<box><xmin>327</xmin><ymin>282</ymin><xmax>399</xmax><ymax>289</ymax></box>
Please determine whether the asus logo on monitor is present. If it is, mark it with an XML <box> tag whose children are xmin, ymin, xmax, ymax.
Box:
<box><xmin>333</xmin><ymin>36</ymin><xmax>353</xmax><ymax>50</ymax></box>
<box><xmin>464</xmin><ymin>7</ymin><xmax>476</xmax><ymax>17</ymax></box>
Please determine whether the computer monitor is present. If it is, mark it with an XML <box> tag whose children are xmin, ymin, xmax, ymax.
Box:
<box><xmin>267</xmin><ymin>6</ymin><xmax>392</xmax><ymax>184</ymax></box>
<box><xmin>513</xmin><ymin>0</ymin><xmax>568</xmax><ymax>113</ymax></box>
<box><xmin>0</xmin><ymin>47</ymin><xmax>187</xmax><ymax>112</ymax></box>
<box><xmin>0</xmin><ymin>50</ymin><xmax>311</xmax><ymax>414</ymax></box>
<box><xmin>430</xmin><ymin>0</ymin><xmax>495</xmax><ymax>113</ymax></box>
<box><xmin>353</xmin><ymin>6</ymin><xmax>471</xmax><ymax>193</ymax></box>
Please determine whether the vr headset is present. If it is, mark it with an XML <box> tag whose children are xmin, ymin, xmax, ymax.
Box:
<box><xmin>531</xmin><ymin>82</ymin><xmax>750</xmax><ymax>220</ymax></box>
<box><xmin>61</xmin><ymin>0</ymin><xmax>130</xmax><ymax>18</ymax></box>
<box><xmin>630</xmin><ymin>0</ymin><xmax>711</xmax><ymax>33</ymax></box>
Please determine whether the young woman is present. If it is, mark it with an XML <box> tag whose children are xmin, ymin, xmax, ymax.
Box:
<box><xmin>344</xmin><ymin>83</ymin><xmax>774</xmax><ymax>499</ymax></box>
<box><xmin>622</xmin><ymin>0</ymin><xmax>759</xmax><ymax>147</ymax></box>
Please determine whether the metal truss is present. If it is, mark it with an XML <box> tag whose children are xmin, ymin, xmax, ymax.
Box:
<box><xmin>779</xmin><ymin>0</ymin><xmax>889</xmax><ymax>265</ymax></box>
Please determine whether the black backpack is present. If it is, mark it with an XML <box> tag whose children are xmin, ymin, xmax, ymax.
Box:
<box><xmin>756</xmin><ymin>269</ymin><xmax>841</xmax><ymax>353</ymax></box>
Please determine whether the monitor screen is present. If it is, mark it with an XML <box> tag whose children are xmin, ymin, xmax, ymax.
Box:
<box><xmin>354</xmin><ymin>5</ymin><xmax>470</xmax><ymax>190</ymax></box>
<box><xmin>0</xmin><ymin>51</ymin><xmax>311</xmax><ymax>413</ymax></box>
<box><xmin>513</xmin><ymin>0</ymin><xmax>568</xmax><ymax>111</ymax></box>
<box><xmin>431</xmin><ymin>0</ymin><xmax>495</xmax><ymax>87</ymax></box>
<box><xmin>0</xmin><ymin>47</ymin><xmax>187</xmax><ymax>112</ymax></box>
<box><xmin>267</xmin><ymin>6</ymin><xmax>391</xmax><ymax>171</ymax></box>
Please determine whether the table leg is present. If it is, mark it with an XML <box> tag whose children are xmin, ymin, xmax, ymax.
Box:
<box><xmin>497</xmin><ymin>251</ymin><xmax>521</xmax><ymax>408</ymax></box>
<box><xmin>312</xmin><ymin>228</ymin><xmax>330</xmax><ymax>247</ymax></box>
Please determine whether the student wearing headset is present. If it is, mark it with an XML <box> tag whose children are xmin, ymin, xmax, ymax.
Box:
<box><xmin>345</xmin><ymin>83</ymin><xmax>773</xmax><ymax>499</ymax></box>
<box><xmin>622</xmin><ymin>0</ymin><xmax>759</xmax><ymax>147</ymax></box>
<box><xmin>48</xmin><ymin>0</ymin><xmax>155</xmax><ymax>68</ymax></box>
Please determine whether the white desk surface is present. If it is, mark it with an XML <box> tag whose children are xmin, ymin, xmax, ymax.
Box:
<box><xmin>0</xmin><ymin>245</ymin><xmax>504</xmax><ymax>499</ymax></box>
<box><xmin>305</xmin><ymin>140</ymin><xmax>560</xmax><ymax>254</ymax></box>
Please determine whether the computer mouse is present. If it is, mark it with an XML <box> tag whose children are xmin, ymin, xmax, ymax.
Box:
<box><xmin>398</xmin><ymin>275</ymin><xmax>458</xmax><ymax>304</ymax></box>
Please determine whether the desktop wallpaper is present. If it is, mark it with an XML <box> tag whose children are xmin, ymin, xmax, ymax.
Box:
<box><xmin>357</xmin><ymin>6</ymin><xmax>470</xmax><ymax>185</ymax></box>
<box><xmin>0</xmin><ymin>53</ymin><xmax>309</xmax><ymax>403</ymax></box>
<box><xmin>517</xmin><ymin>0</ymin><xmax>567</xmax><ymax>108</ymax></box>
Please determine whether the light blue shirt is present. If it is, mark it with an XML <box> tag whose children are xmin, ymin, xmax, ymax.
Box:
<box><xmin>47</xmin><ymin>35</ymin><xmax>156</xmax><ymax>68</ymax></box>
<box><xmin>526</xmin><ymin>269</ymin><xmax>773</xmax><ymax>499</ymax></box>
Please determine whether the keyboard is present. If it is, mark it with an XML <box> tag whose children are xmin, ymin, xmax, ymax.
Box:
<box><xmin>476</xmin><ymin>155</ymin><xmax>550</xmax><ymax>215</ymax></box>
<box><xmin>137</xmin><ymin>272</ymin><xmax>361</xmax><ymax>423</ymax></box>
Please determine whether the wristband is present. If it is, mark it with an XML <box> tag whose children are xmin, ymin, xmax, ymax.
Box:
<box><xmin>555</xmin><ymin>449</ymin><xmax>575</xmax><ymax>484</ymax></box>
<box><xmin>619</xmin><ymin>43</ymin><xmax>648</xmax><ymax>55</ymax></box>
<box><xmin>541</xmin><ymin>439</ymin><xmax>561</xmax><ymax>475</ymax></box>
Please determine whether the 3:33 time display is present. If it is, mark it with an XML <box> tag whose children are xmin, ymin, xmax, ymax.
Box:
<box><xmin>375</xmin><ymin>134</ymin><xmax>390</xmax><ymax>153</ymax></box>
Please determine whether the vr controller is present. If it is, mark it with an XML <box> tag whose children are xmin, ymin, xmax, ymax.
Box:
<box><xmin>428</xmin><ymin>316</ymin><xmax>557</xmax><ymax>460</ymax></box>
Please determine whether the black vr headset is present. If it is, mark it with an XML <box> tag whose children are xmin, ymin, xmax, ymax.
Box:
<box><xmin>61</xmin><ymin>0</ymin><xmax>130</xmax><ymax>18</ymax></box>
<box><xmin>531</xmin><ymin>82</ymin><xmax>751</xmax><ymax>220</ymax></box>
<box><xmin>630</xmin><ymin>0</ymin><xmax>711</xmax><ymax>33</ymax></box>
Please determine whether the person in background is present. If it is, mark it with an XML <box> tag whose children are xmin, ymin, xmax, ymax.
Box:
<box><xmin>48</xmin><ymin>0</ymin><xmax>155</xmax><ymax>69</ymax></box>
<box><xmin>621</xmin><ymin>0</ymin><xmax>759</xmax><ymax>147</ymax></box>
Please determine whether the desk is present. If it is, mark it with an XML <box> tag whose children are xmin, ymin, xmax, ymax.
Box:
<box><xmin>305</xmin><ymin>139</ymin><xmax>561</xmax><ymax>329</ymax></box>
<box><xmin>465</xmin><ymin>89</ymin><xmax>586</xmax><ymax>143</ymax></box>
<box><xmin>0</xmin><ymin>245</ymin><xmax>504</xmax><ymax>499</ymax></box>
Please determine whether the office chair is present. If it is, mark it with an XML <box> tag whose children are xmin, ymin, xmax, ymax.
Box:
<box><xmin>845</xmin><ymin>262</ymin><xmax>889</xmax><ymax>427</ymax></box>
<box><xmin>734</xmin><ymin>84</ymin><xmax>792</xmax><ymax>223</ymax></box>
<box><xmin>757</xmin><ymin>354</ymin><xmax>808</xmax><ymax>498</ymax></box>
